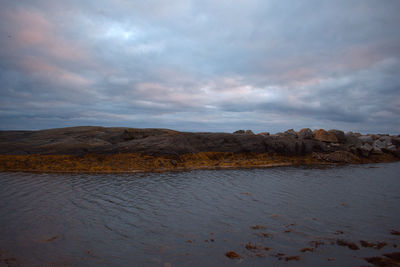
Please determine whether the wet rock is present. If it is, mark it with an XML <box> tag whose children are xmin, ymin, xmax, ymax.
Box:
<box><xmin>261</xmin><ymin>232</ymin><xmax>270</xmax><ymax>237</ymax></box>
<box><xmin>360</xmin><ymin>240</ymin><xmax>375</xmax><ymax>248</ymax></box>
<box><xmin>359</xmin><ymin>240</ymin><xmax>387</xmax><ymax>249</ymax></box>
<box><xmin>245</xmin><ymin>130</ymin><xmax>254</xmax><ymax>135</ymax></box>
<box><xmin>284</xmin><ymin>129</ymin><xmax>298</xmax><ymax>138</ymax></box>
<box><xmin>310</xmin><ymin>240</ymin><xmax>325</xmax><ymax>248</ymax></box>
<box><xmin>245</xmin><ymin>243</ymin><xmax>258</xmax><ymax>250</ymax></box>
<box><xmin>384</xmin><ymin>252</ymin><xmax>400</xmax><ymax>262</ymax></box>
<box><xmin>250</xmin><ymin>225</ymin><xmax>266</xmax><ymax>230</ymax></box>
<box><xmin>313</xmin><ymin>129</ymin><xmax>338</xmax><ymax>143</ymax></box>
<box><xmin>391</xmin><ymin>230</ymin><xmax>400</xmax><ymax>236</ymax></box>
<box><xmin>364</xmin><ymin>256</ymin><xmax>389</xmax><ymax>266</ymax></box>
<box><xmin>336</xmin><ymin>239</ymin><xmax>360</xmax><ymax>250</ymax></box>
<box><xmin>225</xmin><ymin>251</ymin><xmax>240</xmax><ymax>259</ymax></box>
<box><xmin>285</xmin><ymin>256</ymin><xmax>300</xmax><ymax>261</ymax></box>
<box><xmin>300</xmin><ymin>248</ymin><xmax>315</xmax><ymax>252</ymax></box>
<box><xmin>45</xmin><ymin>235</ymin><xmax>58</xmax><ymax>242</ymax></box>
<box><xmin>298</xmin><ymin>128</ymin><xmax>314</xmax><ymax>139</ymax></box>
<box><xmin>376</xmin><ymin>242</ymin><xmax>388</xmax><ymax>250</ymax></box>
<box><xmin>328</xmin><ymin>129</ymin><xmax>346</xmax><ymax>143</ymax></box>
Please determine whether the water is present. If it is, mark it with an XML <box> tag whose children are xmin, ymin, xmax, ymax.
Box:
<box><xmin>1</xmin><ymin>163</ymin><xmax>400</xmax><ymax>266</ymax></box>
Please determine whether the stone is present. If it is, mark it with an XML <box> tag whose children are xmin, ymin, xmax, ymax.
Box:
<box><xmin>373</xmin><ymin>139</ymin><xmax>387</xmax><ymax>149</ymax></box>
<box><xmin>328</xmin><ymin>129</ymin><xmax>346</xmax><ymax>143</ymax></box>
<box><xmin>391</xmin><ymin>137</ymin><xmax>400</xmax><ymax>147</ymax></box>
<box><xmin>358</xmin><ymin>135</ymin><xmax>373</xmax><ymax>144</ymax></box>
<box><xmin>245</xmin><ymin>130</ymin><xmax>255</xmax><ymax>135</ymax></box>
<box><xmin>313</xmin><ymin>129</ymin><xmax>338</xmax><ymax>143</ymax></box>
<box><xmin>358</xmin><ymin>143</ymin><xmax>373</xmax><ymax>157</ymax></box>
<box><xmin>298</xmin><ymin>128</ymin><xmax>314</xmax><ymax>139</ymax></box>
<box><xmin>284</xmin><ymin>129</ymin><xmax>298</xmax><ymax>138</ymax></box>
<box><xmin>258</xmin><ymin>132</ymin><xmax>270</xmax><ymax>136</ymax></box>
<box><xmin>233</xmin><ymin>130</ymin><xmax>245</xmax><ymax>134</ymax></box>
<box><xmin>372</xmin><ymin>147</ymin><xmax>383</xmax><ymax>154</ymax></box>
<box><xmin>379</xmin><ymin>136</ymin><xmax>393</xmax><ymax>146</ymax></box>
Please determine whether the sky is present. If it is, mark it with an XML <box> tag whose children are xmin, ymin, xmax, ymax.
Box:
<box><xmin>1</xmin><ymin>0</ymin><xmax>400</xmax><ymax>134</ymax></box>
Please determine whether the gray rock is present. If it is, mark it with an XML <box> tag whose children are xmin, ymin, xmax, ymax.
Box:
<box><xmin>379</xmin><ymin>136</ymin><xmax>392</xmax><ymax>146</ymax></box>
<box><xmin>373</xmin><ymin>139</ymin><xmax>387</xmax><ymax>149</ymax></box>
<box><xmin>358</xmin><ymin>143</ymin><xmax>373</xmax><ymax>157</ymax></box>
<box><xmin>345</xmin><ymin>134</ymin><xmax>362</xmax><ymax>147</ymax></box>
<box><xmin>358</xmin><ymin>135</ymin><xmax>373</xmax><ymax>144</ymax></box>
<box><xmin>298</xmin><ymin>128</ymin><xmax>314</xmax><ymax>139</ymax></box>
<box><xmin>233</xmin><ymin>130</ymin><xmax>245</xmax><ymax>134</ymax></box>
<box><xmin>245</xmin><ymin>130</ymin><xmax>255</xmax><ymax>135</ymax></box>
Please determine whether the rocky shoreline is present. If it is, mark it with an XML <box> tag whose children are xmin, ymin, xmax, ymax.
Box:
<box><xmin>0</xmin><ymin>126</ymin><xmax>399</xmax><ymax>172</ymax></box>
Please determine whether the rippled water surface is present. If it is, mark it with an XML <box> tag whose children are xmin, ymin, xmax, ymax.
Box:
<box><xmin>1</xmin><ymin>163</ymin><xmax>400</xmax><ymax>266</ymax></box>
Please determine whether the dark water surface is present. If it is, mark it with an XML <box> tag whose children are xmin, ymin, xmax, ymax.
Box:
<box><xmin>1</xmin><ymin>163</ymin><xmax>400</xmax><ymax>266</ymax></box>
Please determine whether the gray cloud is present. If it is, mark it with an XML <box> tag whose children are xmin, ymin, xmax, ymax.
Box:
<box><xmin>1</xmin><ymin>0</ymin><xmax>400</xmax><ymax>133</ymax></box>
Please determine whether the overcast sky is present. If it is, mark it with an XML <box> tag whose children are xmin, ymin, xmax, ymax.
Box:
<box><xmin>1</xmin><ymin>0</ymin><xmax>399</xmax><ymax>133</ymax></box>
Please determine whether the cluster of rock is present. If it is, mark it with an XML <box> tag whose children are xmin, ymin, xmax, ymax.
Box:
<box><xmin>253</xmin><ymin>128</ymin><xmax>400</xmax><ymax>159</ymax></box>
<box><xmin>1</xmin><ymin>126</ymin><xmax>399</xmax><ymax>164</ymax></box>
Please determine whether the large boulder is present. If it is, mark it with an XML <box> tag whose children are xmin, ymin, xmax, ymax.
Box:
<box><xmin>373</xmin><ymin>139</ymin><xmax>387</xmax><ymax>149</ymax></box>
<box><xmin>358</xmin><ymin>143</ymin><xmax>373</xmax><ymax>157</ymax></box>
<box><xmin>358</xmin><ymin>135</ymin><xmax>373</xmax><ymax>144</ymax></box>
<box><xmin>298</xmin><ymin>128</ymin><xmax>314</xmax><ymax>139</ymax></box>
<box><xmin>284</xmin><ymin>129</ymin><xmax>298</xmax><ymax>138</ymax></box>
<box><xmin>328</xmin><ymin>129</ymin><xmax>346</xmax><ymax>143</ymax></box>
<box><xmin>313</xmin><ymin>129</ymin><xmax>338</xmax><ymax>143</ymax></box>
<box><xmin>233</xmin><ymin>130</ymin><xmax>245</xmax><ymax>134</ymax></box>
<box><xmin>245</xmin><ymin>130</ymin><xmax>255</xmax><ymax>135</ymax></box>
<box><xmin>379</xmin><ymin>136</ymin><xmax>392</xmax><ymax>146</ymax></box>
<box><xmin>345</xmin><ymin>132</ymin><xmax>362</xmax><ymax>147</ymax></box>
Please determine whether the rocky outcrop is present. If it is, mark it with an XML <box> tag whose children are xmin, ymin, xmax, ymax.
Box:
<box><xmin>0</xmin><ymin>126</ymin><xmax>399</xmax><ymax>172</ymax></box>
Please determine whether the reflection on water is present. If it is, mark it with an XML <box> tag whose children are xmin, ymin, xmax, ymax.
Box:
<box><xmin>0</xmin><ymin>163</ymin><xmax>400</xmax><ymax>266</ymax></box>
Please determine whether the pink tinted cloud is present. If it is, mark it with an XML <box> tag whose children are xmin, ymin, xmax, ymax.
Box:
<box><xmin>5</xmin><ymin>7</ymin><xmax>90</xmax><ymax>64</ymax></box>
<box><xmin>22</xmin><ymin>56</ymin><xmax>93</xmax><ymax>88</ymax></box>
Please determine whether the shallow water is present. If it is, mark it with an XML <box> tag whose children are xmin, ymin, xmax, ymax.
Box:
<box><xmin>1</xmin><ymin>163</ymin><xmax>400</xmax><ymax>266</ymax></box>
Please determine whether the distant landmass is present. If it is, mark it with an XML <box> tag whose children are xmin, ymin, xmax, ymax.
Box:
<box><xmin>0</xmin><ymin>126</ymin><xmax>399</xmax><ymax>172</ymax></box>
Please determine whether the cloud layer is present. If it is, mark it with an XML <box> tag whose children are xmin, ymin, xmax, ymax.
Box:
<box><xmin>1</xmin><ymin>0</ymin><xmax>400</xmax><ymax>133</ymax></box>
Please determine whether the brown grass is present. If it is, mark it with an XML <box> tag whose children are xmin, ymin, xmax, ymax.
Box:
<box><xmin>0</xmin><ymin>151</ymin><xmax>397</xmax><ymax>173</ymax></box>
